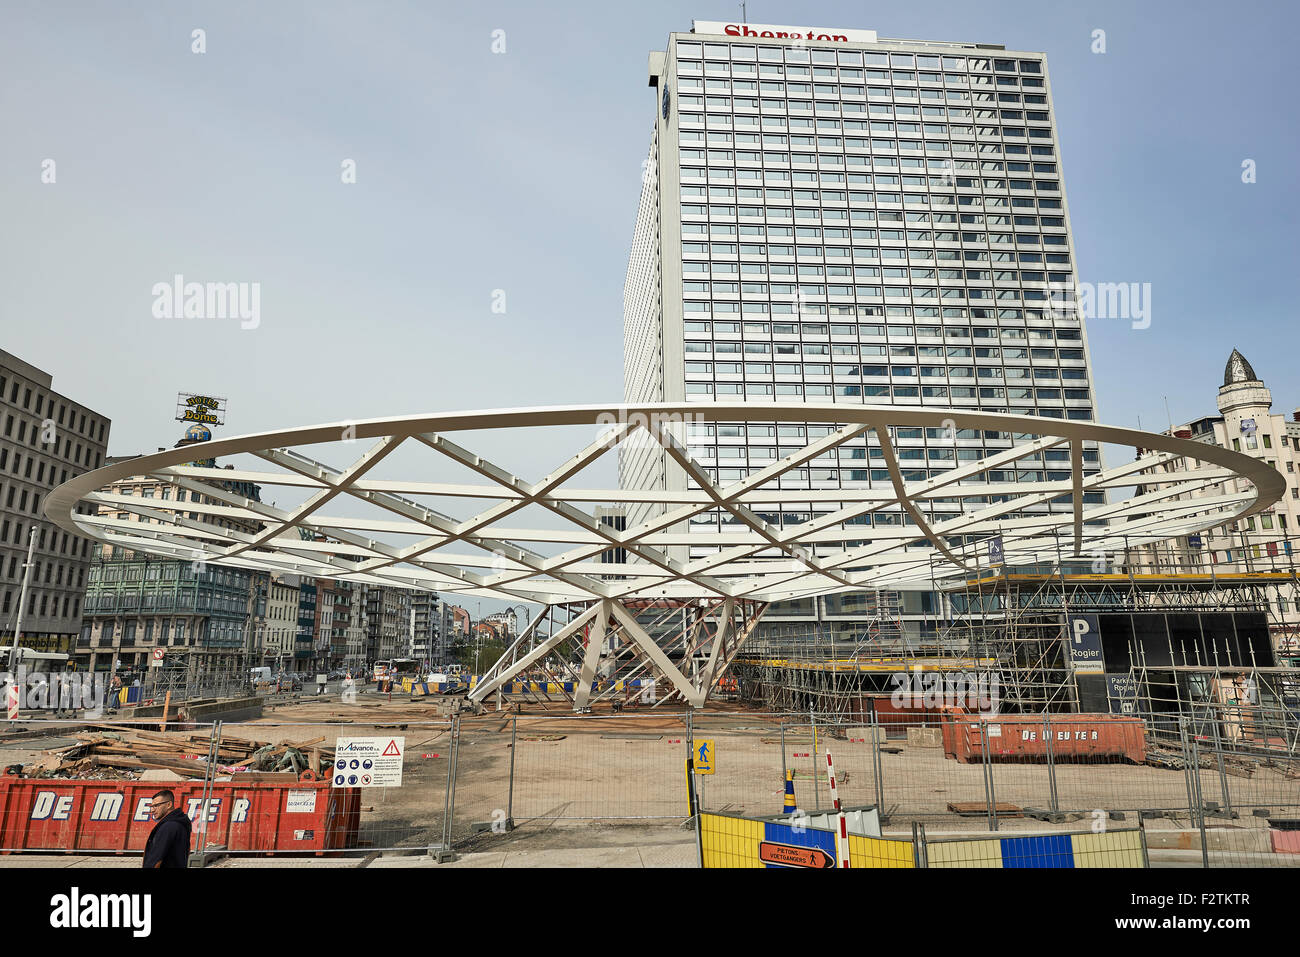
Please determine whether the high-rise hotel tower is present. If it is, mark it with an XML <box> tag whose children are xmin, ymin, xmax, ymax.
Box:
<box><xmin>623</xmin><ymin>21</ymin><xmax>1103</xmax><ymax>641</ymax></box>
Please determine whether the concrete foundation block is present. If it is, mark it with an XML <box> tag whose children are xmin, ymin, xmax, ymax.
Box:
<box><xmin>907</xmin><ymin>727</ymin><xmax>943</xmax><ymax>749</ymax></box>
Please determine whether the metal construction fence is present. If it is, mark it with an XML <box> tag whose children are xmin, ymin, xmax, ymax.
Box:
<box><xmin>0</xmin><ymin>705</ymin><xmax>1297</xmax><ymax>866</ymax></box>
<box><xmin>98</xmin><ymin>672</ymin><xmax>260</xmax><ymax>712</ymax></box>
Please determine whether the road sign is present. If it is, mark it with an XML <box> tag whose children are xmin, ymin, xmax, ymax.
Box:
<box><xmin>332</xmin><ymin>736</ymin><xmax>404</xmax><ymax>788</ymax></box>
<box><xmin>758</xmin><ymin>841</ymin><xmax>834</xmax><ymax>868</ymax></box>
<box><xmin>988</xmin><ymin>536</ymin><xmax>1004</xmax><ymax>566</ymax></box>
<box><xmin>1066</xmin><ymin>614</ymin><xmax>1104</xmax><ymax>674</ymax></box>
<box><xmin>694</xmin><ymin>739</ymin><xmax>714</xmax><ymax>774</ymax></box>
<box><xmin>150</xmin><ymin>648</ymin><xmax>165</xmax><ymax>668</ymax></box>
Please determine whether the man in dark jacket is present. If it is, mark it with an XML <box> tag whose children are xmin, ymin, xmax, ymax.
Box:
<box><xmin>142</xmin><ymin>790</ymin><xmax>191</xmax><ymax>868</ymax></box>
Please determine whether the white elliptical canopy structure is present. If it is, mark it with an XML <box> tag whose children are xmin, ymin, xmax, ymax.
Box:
<box><xmin>46</xmin><ymin>404</ymin><xmax>1285</xmax><ymax>710</ymax></box>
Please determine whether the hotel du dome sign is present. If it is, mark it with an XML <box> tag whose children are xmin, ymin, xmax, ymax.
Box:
<box><xmin>175</xmin><ymin>392</ymin><xmax>227</xmax><ymax>426</ymax></box>
<box><xmin>692</xmin><ymin>21</ymin><xmax>879</xmax><ymax>44</ymax></box>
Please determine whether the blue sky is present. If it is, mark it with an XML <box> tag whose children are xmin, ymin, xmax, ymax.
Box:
<box><xmin>2</xmin><ymin>0</ymin><xmax>1297</xmax><ymax>612</ymax></box>
<box><xmin>2</xmin><ymin>0</ymin><xmax>1296</xmax><ymax>451</ymax></box>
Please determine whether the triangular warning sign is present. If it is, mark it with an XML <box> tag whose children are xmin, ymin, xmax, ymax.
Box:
<box><xmin>382</xmin><ymin>739</ymin><xmax>402</xmax><ymax>756</ymax></box>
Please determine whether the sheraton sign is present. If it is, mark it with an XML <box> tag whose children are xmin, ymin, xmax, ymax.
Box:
<box><xmin>692</xmin><ymin>21</ymin><xmax>878</xmax><ymax>44</ymax></box>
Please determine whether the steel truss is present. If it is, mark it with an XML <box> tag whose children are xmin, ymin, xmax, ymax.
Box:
<box><xmin>43</xmin><ymin>403</ymin><xmax>1285</xmax><ymax>712</ymax></box>
<box><xmin>468</xmin><ymin>598</ymin><xmax>768</xmax><ymax>710</ymax></box>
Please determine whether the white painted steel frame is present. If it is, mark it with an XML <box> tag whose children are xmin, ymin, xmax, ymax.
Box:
<box><xmin>46</xmin><ymin>404</ymin><xmax>1283</xmax><ymax>606</ymax></box>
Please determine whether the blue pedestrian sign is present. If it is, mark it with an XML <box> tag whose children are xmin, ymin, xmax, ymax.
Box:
<box><xmin>694</xmin><ymin>739</ymin><xmax>715</xmax><ymax>775</ymax></box>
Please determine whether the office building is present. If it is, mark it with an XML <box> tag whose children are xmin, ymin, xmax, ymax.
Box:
<box><xmin>0</xmin><ymin>350</ymin><xmax>110</xmax><ymax>660</ymax></box>
<box><xmin>623</xmin><ymin>21</ymin><xmax>1102</xmax><ymax>643</ymax></box>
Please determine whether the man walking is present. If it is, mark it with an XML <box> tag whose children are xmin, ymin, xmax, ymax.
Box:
<box><xmin>142</xmin><ymin>789</ymin><xmax>191</xmax><ymax>868</ymax></box>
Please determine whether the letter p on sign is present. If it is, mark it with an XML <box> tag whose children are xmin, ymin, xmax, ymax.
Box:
<box><xmin>1073</xmin><ymin>617</ymin><xmax>1090</xmax><ymax>643</ymax></box>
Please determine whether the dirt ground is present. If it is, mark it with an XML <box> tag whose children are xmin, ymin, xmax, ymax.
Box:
<box><xmin>258</xmin><ymin>691</ymin><xmax>1300</xmax><ymax>850</ymax></box>
<box><xmin>2</xmin><ymin>689</ymin><xmax>1297</xmax><ymax>857</ymax></box>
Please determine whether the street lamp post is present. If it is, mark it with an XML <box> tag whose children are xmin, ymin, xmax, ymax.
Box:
<box><xmin>473</xmin><ymin>601</ymin><xmax>482</xmax><ymax>675</ymax></box>
<box><xmin>5</xmin><ymin>525</ymin><xmax>39</xmax><ymax>673</ymax></box>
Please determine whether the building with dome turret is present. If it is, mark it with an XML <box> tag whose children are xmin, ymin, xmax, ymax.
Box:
<box><xmin>1133</xmin><ymin>349</ymin><xmax>1300</xmax><ymax>665</ymax></box>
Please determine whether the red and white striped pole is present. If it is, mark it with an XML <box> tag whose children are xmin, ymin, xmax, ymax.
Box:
<box><xmin>825</xmin><ymin>749</ymin><xmax>850</xmax><ymax>868</ymax></box>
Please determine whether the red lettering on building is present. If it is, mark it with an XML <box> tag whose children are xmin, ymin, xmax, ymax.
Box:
<box><xmin>716</xmin><ymin>24</ymin><xmax>854</xmax><ymax>44</ymax></box>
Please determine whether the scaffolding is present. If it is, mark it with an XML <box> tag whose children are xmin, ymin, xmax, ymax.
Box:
<box><xmin>730</xmin><ymin>651</ymin><xmax>996</xmax><ymax>719</ymax></box>
<box><xmin>732</xmin><ymin>533</ymin><xmax>1300</xmax><ymax>721</ymax></box>
<box><xmin>937</xmin><ymin>531</ymin><xmax>1300</xmax><ymax>715</ymax></box>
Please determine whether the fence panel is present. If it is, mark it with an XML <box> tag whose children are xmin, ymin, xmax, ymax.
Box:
<box><xmin>1050</xmin><ymin>716</ymin><xmax>1190</xmax><ymax>822</ymax></box>
<box><xmin>691</xmin><ymin>716</ymin><xmax>787</xmax><ymax>819</ymax></box>
<box><xmin>505</xmin><ymin>712</ymin><xmax>690</xmax><ymax>822</ymax></box>
<box><xmin>876</xmin><ymin>716</ymin><xmax>995</xmax><ymax>829</ymax></box>
<box><xmin>779</xmin><ymin>717</ymin><xmax>826</xmax><ymax>813</ymax></box>
<box><xmin>1185</xmin><ymin>707</ymin><xmax>1300</xmax><ymax>868</ymax></box>
<box><xmin>215</xmin><ymin>718</ymin><xmax>451</xmax><ymax>856</ymax></box>
<box><xmin>814</xmin><ymin>714</ymin><xmax>879</xmax><ymax>812</ymax></box>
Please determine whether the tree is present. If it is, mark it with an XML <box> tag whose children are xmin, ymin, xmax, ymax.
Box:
<box><xmin>456</xmin><ymin>637</ymin><xmax>506</xmax><ymax>673</ymax></box>
<box><xmin>447</xmin><ymin>631</ymin><xmax>471</xmax><ymax>666</ymax></box>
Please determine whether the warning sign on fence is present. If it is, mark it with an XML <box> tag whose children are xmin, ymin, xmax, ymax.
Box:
<box><xmin>332</xmin><ymin>736</ymin><xmax>404</xmax><ymax>788</ymax></box>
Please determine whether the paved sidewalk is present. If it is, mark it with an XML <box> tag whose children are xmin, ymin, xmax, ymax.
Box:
<box><xmin>0</xmin><ymin>839</ymin><xmax>698</xmax><ymax>869</ymax></box>
<box><xmin>367</xmin><ymin>840</ymin><xmax>696</xmax><ymax>868</ymax></box>
<box><xmin>4</xmin><ymin>845</ymin><xmax>1293</xmax><ymax>868</ymax></box>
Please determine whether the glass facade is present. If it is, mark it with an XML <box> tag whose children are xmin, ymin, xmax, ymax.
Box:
<box><xmin>625</xmin><ymin>29</ymin><xmax>1103</xmax><ymax>580</ymax></box>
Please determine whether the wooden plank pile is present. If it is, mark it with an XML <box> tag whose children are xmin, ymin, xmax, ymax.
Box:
<box><xmin>947</xmin><ymin>801</ymin><xmax>1023</xmax><ymax>817</ymax></box>
<box><xmin>18</xmin><ymin>727</ymin><xmax>336</xmax><ymax>781</ymax></box>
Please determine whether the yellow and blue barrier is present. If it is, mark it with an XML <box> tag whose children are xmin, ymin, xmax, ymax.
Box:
<box><xmin>392</xmin><ymin>675</ymin><xmax>657</xmax><ymax>696</ymax></box>
<box><xmin>488</xmin><ymin>678</ymin><xmax>652</xmax><ymax>695</ymax></box>
<box><xmin>925</xmin><ymin>830</ymin><xmax>1146</xmax><ymax>868</ymax></box>
<box><xmin>699</xmin><ymin>812</ymin><xmax>1146</xmax><ymax>868</ymax></box>
<box><xmin>700</xmin><ymin>811</ymin><xmax>916</xmax><ymax>869</ymax></box>
<box><xmin>110</xmin><ymin>686</ymin><xmax>142</xmax><ymax>706</ymax></box>
<box><xmin>782</xmin><ymin>770</ymin><xmax>797</xmax><ymax>815</ymax></box>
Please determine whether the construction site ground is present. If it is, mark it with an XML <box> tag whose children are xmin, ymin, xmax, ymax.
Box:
<box><xmin>0</xmin><ymin>688</ymin><xmax>1295</xmax><ymax>866</ymax></box>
